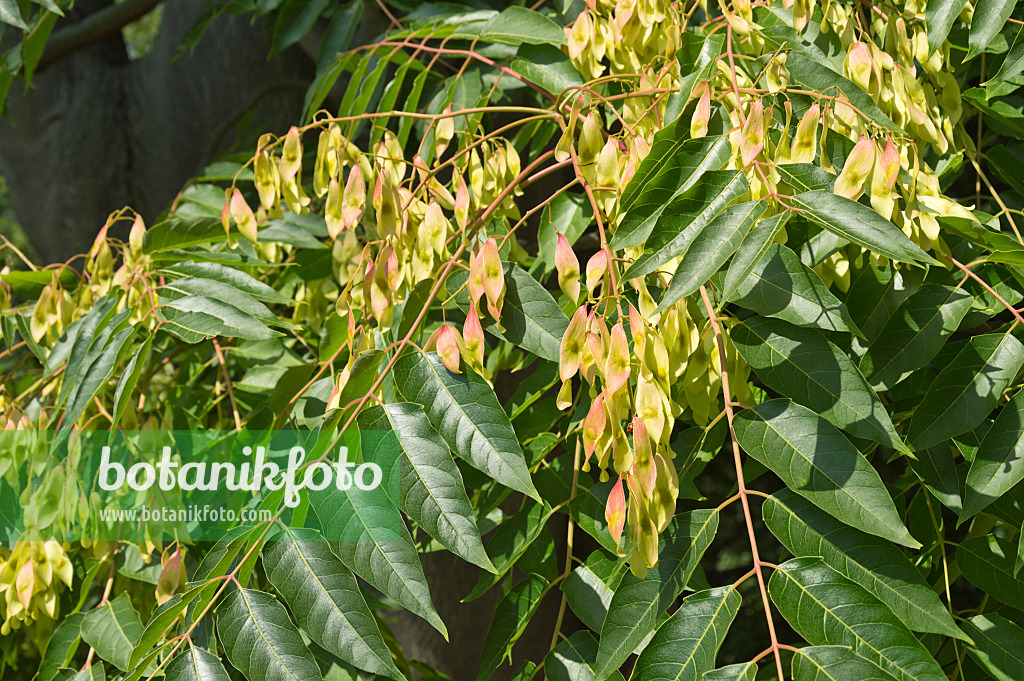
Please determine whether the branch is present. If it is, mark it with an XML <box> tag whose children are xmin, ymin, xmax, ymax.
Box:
<box><xmin>37</xmin><ymin>0</ymin><xmax>163</xmax><ymax>72</ymax></box>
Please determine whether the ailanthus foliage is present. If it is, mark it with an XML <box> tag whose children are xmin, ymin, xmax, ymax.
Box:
<box><xmin>4</xmin><ymin>0</ymin><xmax>1024</xmax><ymax>678</ymax></box>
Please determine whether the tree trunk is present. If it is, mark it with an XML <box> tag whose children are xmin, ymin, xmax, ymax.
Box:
<box><xmin>0</xmin><ymin>0</ymin><xmax>312</xmax><ymax>264</ymax></box>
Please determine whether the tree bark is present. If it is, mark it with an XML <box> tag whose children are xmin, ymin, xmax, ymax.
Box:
<box><xmin>0</xmin><ymin>0</ymin><xmax>312</xmax><ymax>264</ymax></box>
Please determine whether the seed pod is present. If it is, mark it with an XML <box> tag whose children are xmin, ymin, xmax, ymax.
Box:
<box><xmin>342</xmin><ymin>164</ymin><xmax>366</xmax><ymax>230</ymax></box>
<box><xmin>870</xmin><ymin>137</ymin><xmax>900</xmax><ymax>217</ymax></box>
<box><xmin>227</xmin><ymin>189</ymin><xmax>258</xmax><ymax>243</ymax></box>
<box><xmin>455</xmin><ymin>175</ymin><xmax>470</xmax><ymax>229</ymax></box>
<box><xmin>560</xmin><ymin>306</ymin><xmax>588</xmax><ymax>381</ymax></box>
<box><xmin>436</xmin><ymin>106</ymin><xmax>455</xmax><ymax>159</ymax></box>
<box><xmin>279</xmin><ymin>126</ymin><xmax>302</xmax><ymax>182</ymax></box>
<box><xmin>631</xmin><ymin>417</ymin><xmax>655</xmax><ymax>495</ymax></box>
<box><xmin>740</xmin><ymin>99</ymin><xmax>765</xmax><ymax>166</ymax></box>
<box><xmin>436</xmin><ymin>324</ymin><xmax>462</xmax><ymax>373</ymax></box>
<box><xmin>690</xmin><ymin>84</ymin><xmax>711</xmax><ymax>139</ymax></box>
<box><xmin>129</xmin><ymin>214</ymin><xmax>146</xmax><ymax>258</ymax></box>
<box><xmin>636</xmin><ymin>377</ymin><xmax>666</xmax><ymax>444</ymax></box>
<box><xmin>790</xmin><ymin>103</ymin><xmax>820</xmax><ymax>164</ymax></box>
<box><xmin>650</xmin><ymin>451</ymin><xmax>678</xmax><ymax>532</ymax></box>
<box><xmin>155</xmin><ymin>549</ymin><xmax>186</xmax><ymax>606</ymax></box>
<box><xmin>605</xmin><ymin>322</ymin><xmax>631</xmax><ymax>393</ymax></box>
<box><xmin>468</xmin><ymin>249</ymin><xmax>486</xmax><ymax>306</ymax></box>
<box><xmin>314</xmin><ymin>127</ymin><xmax>337</xmax><ymax>198</ymax></box>
<box><xmin>605</xmin><ymin>476</ymin><xmax>626</xmax><ymax>555</ymax></box>
<box><xmin>254</xmin><ymin>151</ymin><xmax>279</xmax><ymax>210</ymax></box>
<box><xmin>555</xmin><ymin>234</ymin><xmax>581</xmax><ymax>301</ymax></box>
<box><xmin>834</xmin><ymin>136</ymin><xmax>876</xmax><ymax>200</ymax></box>
<box><xmin>374</xmin><ymin>173</ymin><xmax>400</xmax><ymax>239</ymax></box>
<box><xmin>595</xmin><ymin>140</ymin><xmax>619</xmax><ymax>212</ymax></box>
<box><xmin>555</xmin><ymin>95</ymin><xmax>587</xmax><ymax>163</ymax></box>
<box><xmin>586</xmin><ymin>250</ymin><xmax>609</xmax><ymax>294</ymax></box>
<box><xmin>423</xmin><ymin>201</ymin><xmax>449</xmax><ymax>257</ymax></box>
<box><xmin>463</xmin><ymin>302</ymin><xmax>485</xmax><ymax>370</ymax></box>
<box><xmin>628</xmin><ymin>303</ymin><xmax>645</xmax><ymax>351</ymax></box>
<box><xmin>384</xmin><ymin>246</ymin><xmax>400</xmax><ymax>291</ymax></box>
<box><xmin>567</xmin><ymin>11</ymin><xmax>591</xmax><ymax>60</ymax></box>
<box><xmin>556</xmin><ymin>379</ymin><xmax>574</xmax><ymax>410</ymax></box>
<box><xmin>282</xmin><ymin>174</ymin><xmax>311</xmax><ymax>215</ymax></box>
<box><xmin>326</xmin><ymin>178</ymin><xmax>345</xmax><ymax>239</ymax></box>
<box><xmin>612</xmin><ymin>422</ymin><xmax>633</xmax><ymax>478</ymax></box>
<box><xmin>587</xmin><ymin>314</ymin><xmax>610</xmax><ymax>368</ymax></box>
<box><xmin>582</xmin><ymin>392</ymin><xmax>607</xmax><ymax>465</ymax></box>
<box><xmin>845</xmin><ymin>42</ymin><xmax>875</xmax><ymax>92</ymax></box>
<box><xmin>579</xmin><ymin>112</ymin><xmax>604</xmax><ymax>177</ymax></box>
<box><xmin>481</xmin><ymin>238</ymin><xmax>505</xmax><ymax>322</ymax></box>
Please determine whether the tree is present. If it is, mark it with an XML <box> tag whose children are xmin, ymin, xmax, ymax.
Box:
<box><xmin>2</xmin><ymin>0</ymin><xmax>1024</xmax><ymax>680</ymax></box>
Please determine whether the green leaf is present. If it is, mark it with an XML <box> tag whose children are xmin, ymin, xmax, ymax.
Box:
<box><xmin>783</xmin><ymin>53</ymin><xmax>901</xmax><ymax>134</ymax></box>
<box><xmin>623</xmin><ymin>171</ymin><xmax>749</xmax><ymax>280</ymax></box>
<box><xmin>337</xmin><ymin>349</ymin><xmax>384</xmax><ymax>407</ymax></box>
<box><xmin>159</xmin><ymin>295</ymin><xmax>278</xmax><ymax>342</ymax></box>
<box><xmin>989</xmin><ymin>29</ymin><xmax>1024</xmax><ymax>94</ymax></box>
<box><xmin>511</xmin><ymin>44</ymin><xmax>583</xmax><ymax>96</ymax></box>
<box><xmin>311</xmin><ymin>486</ymin><xmax>447</xmax><ymax>639</ymax></box>
<box><xmin>0</xmin><ymin>0</ymin><xmax>26</xmax><ymax>29</ymax></box>
<box><xmin>792</xmin><ymin>646</ymin><xmax>902</xmax><ymax>681</ymax></box>
<box><xmin>358</xmin><ymin>403</ymin><xmax>493</xmax><ymax>571</ymax></box>
<box><xmin>40</xmin><ymin>612</ymin><xmax>85</xmax><ymax>681</ymax></box>
<box><xmin>166</xmin><ymin>647</ymin><xmax>232</xmax><ymax>681</ymax></box>
<box><xmin>763</xmin><ymin>489</ymin><xmax>966</xmax><ymax>640</ymax></box>
<box><xmin>562</xmin><ymin>550</ymin><xmax>629</xmax><ymax>632</ymax></box>
<box><xmin>393</xmin><ymin>351</ymin><xmax>539</xmax><ymax>500</ymax></box>
<box><xmin>734</xmin><ymin>400</ymin><xmax>919</xmax><ymax>548</ymax></box>
<box><xmin>477</xmin><ymin>574</ymin><xmax>550</xmax><ymax>681</ymax></box>
<box><xmin>464</xmin><ymin>501</ymin><xmax>551</xmax><ymax>601</ymax></box>
<box><xmin>162</xmin><ymin>261</ymin><xmax>288</xmax><ymax>303</ymax></box>
<box><xmin>963</xmin><ymin>614</ymin><xmax>1024</xmax><ymax>681</ymax></box>
<box><xmin>217</xmin><ymin>588</ymin><xmax>323</xmax><ymax>681</ymax></box>
<box><xmin>963</xmin><ymin>389</ymin><xmax>1024</xmax><ymax>521</ymax></box>
<box><xmin>60</xmin><ymin>326</ymin><xmax>136</xmax><ymax>439</ymax></box>
<box><xmin>777</xmin><ymin>164</ymin><xmax>837</xmax><ymax>193</ymax></box>
<box><xmin>545</xmin><ymin>631</ymin><xmax>625</xmax><ymax>681</ymax></box>
<box><xmin>722</xmin><ymin>212</ymin><xmax>790</xmax><ymax>303</ymax></box>
<box><xmin>81</xmin><ymin>593</ymin><xmax>144</xmax><ymax>671</ymax></box>
<box><xmin>859</xmin><ymin>284</ymin><xmax>974</xmax><ymax>390</ymax></box>
<box><xmin>111</xmin><ymin>335</ymin><xmax>153</xmax><ymax>431</ymax></box>
<box><xmin>770</xmin><ymin>559</ymin><xmax>946</xmax><ymax>681</ymax></box>
<box><xmin>594</xmin><ymin>510</ymin><xmax>719</xmax><ymax>680</ymax></box>
<box><xmin>927</xmin><ymin>0</ymin><xmax>969</xmax><ymax>53</ymax></box>
<box><xmin>732</xmin><ymin>316</ymin><xmax>906</xmax><ymax>451</ymax></box>
<box><xmin>658</xmin><ymin>201</ymin><xmax>767</xmax><ymax>311</ymax></box>
<box><xmin>965</xmin><ymin>87</ymin><xmax>1024</xmax><ymax>135</ymax></box>
<box><xmin>474</xmin><ymin>7</ymin><xmax>566</xmax><ymax>46</ymax></box>
<box><xmin>129</xmin><ymin>582</ymin><xmax>217</xmax><ymax>669</ymax></box>
<box><xmin>613</xmin><ymin>135</ymin><xmax>732</xmax><ymax>249</ymax></box>
<box><xmin>447</xmin><ymin>264</ymin><xmax>569</xmax><ymax>362</ymax></box>
<box><xmin>631</xmin><ymin>587</ymin><xmax>741</xmax><ymax>681</ymax></box>
<box><xmin>143</xmin><ymin>217</ymin><xmax>226</xmax><ymax>253</ymax></box>
<box><xmin>272</xmin><ymin>0</ymin><xmax>331</xmax><ymax>53</ymax></box>
<box><xmin>534</xmin><ymin>192</ymin><xmax>592</xmax><ymax>276</ymax></box>
<box><xmin>790</xmin><ymin>191</ymin><xmax>937</xmax><ymax>265</ymax></box>
<box><xmin>956</xmin><ymin>535</ymin><xmax>1024</xmax><ymax>609</ymax></box>
<box><xmin>664</xmin><ymin>33</ymin><xmax>724</xmax><ymax>122</ymax></box>
<box><xmin>53</xmin><ymin>295</ymin><xmax>121</xmax><ymax>395</ymax></box>
<box><xmin>262</xmin><ymin>527</ymin><xmax>404</xmax><ymax>680</ymax></box>
<box><xmin>729</xmin><ymin>244</ymin><xmax>860</xmax><ymax>333</ymax></box>
<box><xmin>905</xmin><ymin>331</ymin><xmax>1024</xmax><ymax>451</ymax></box>
<box><xmin>910</xmin><ymin>442</ymin><xmax>965</xmax><ymax>515</ymax></box>
<box><xmin>968</xmin><ymin>0</ymin><xmax>1019</xmax><ymax>58</ymax></box>
<box><xmin>703</xmin><ymin>662</ymin><xmax>758</xmax><ymax>680</ymax></box>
